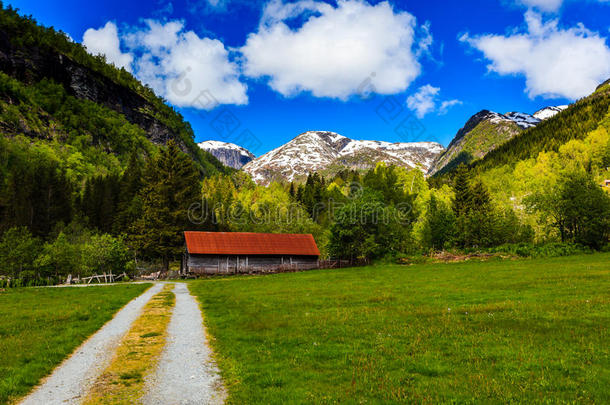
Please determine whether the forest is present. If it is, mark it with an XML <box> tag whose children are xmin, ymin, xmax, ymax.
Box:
<box><xmin>2</xmin><ymin>124</ymin><xmax>609</xmax><ymax>285</ymax></box>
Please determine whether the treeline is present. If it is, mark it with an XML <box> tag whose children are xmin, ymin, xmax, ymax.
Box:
<box><xmin>2</xmin><ymin>135</ymin><xmax>609</xmax><ymax>285</ymax></box>
<box><xmin>0</xmin><ymin>140</ymin><xmax>209</xmax><ymax>284</ymax></box>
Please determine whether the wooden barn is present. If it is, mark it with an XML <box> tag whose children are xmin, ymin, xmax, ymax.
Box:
<box><xmin>182</xmin><ymin>231</ymin><xmax>320</xmax><ymax>275</ymax></box>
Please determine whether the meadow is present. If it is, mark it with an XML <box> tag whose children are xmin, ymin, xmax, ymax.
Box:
<box><xmin>190</xmin><ymin>254</ymin><xmax>610</xmax><ymax>404</ymax></box>
<box><xmin>0</xmin><ymin>284</ymin><xmax>150</xmax><ymax>404</ymax></box>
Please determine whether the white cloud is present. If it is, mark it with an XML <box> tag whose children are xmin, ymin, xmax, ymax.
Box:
<box><xmin>82</xmin><ymin>22</ymin><xmax>133</xmax><ymax>71</ymax></box>
<box><xmin>516</xmin><ymin>0</ymin><xmax>563</xmax><ymax>12</ymax></box>
<box><xmin>124</xmin><ymin>20</ymin><xmax>247</xmax><ymax>108</ymax></box>
<box><xmin>439</xmin><ymin>99</ymin><xmax>463</xmax><ymax>115</ymax></box>
<box><xmin>461</xmin><ymin>11</ymin><xmax>610</xmax><ymax>100</ymax></box>
<box><xmin>407</xmin><ymin>85</ymin><xmax>439</xmax><ymax>118</ymax></box>
<box><xmin>514</xmin><ymin>0</ymin><xmax>610</xmax><ymax>13</ymax></box>
<box><xmin>406</xmin><ymin>85</ymin><xmax>461</xmax><ymax>118</ymax></box>
<box><xmin>240</xmin><ymin>0</ymin><xmax>427</xmax><ymax>99</ymax></box>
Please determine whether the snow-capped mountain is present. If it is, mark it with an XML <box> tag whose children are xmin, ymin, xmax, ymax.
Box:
<box><xmin>242</xmin><ymin>131</ymin><xmax>444</xmax><ymax>185</ymax></box>
<box><xmin>533</xmin><ymin>105</ymin><xmax>568</xmax><ymax>120</ymax></box>
<box><xmin>503</xmin><ymin>112</ymin><xmax>540</xmax><ymax>129</ymax></box>
<box><xmin>429</xmin><ymin>105</ymin><xmax>569</xmax><ymax>175</ymax></box>
<box><xmin>198</xmin><ymin>141</ymin><xmax>255</xmax><ymax>169</ymax></box>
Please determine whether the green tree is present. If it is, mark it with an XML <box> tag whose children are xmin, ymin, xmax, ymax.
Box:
<box><xmin>82</xmin><ymin>234</ymin><xmax>132</xmax><ymax>276</ymax></box>
<box><xmin>35</xmin><ymin>232</ymin><xmax>81</xmax><ymax>279</ymax></box>
<box><xmin>452</xmin><ymin>164</ymin><xmax>472</xmax><ymax>217</ymax></box>
<box><xmin>0</xmin><ymin>227</ymin><xmax>40</xmax><ymax>278</ymax></box>
<box><xmin>131</xmin><ymin>140</ymin><xmax>203</xmax><ymax>270</ymax></box>
<box><xmin>328</xmin><ymin>191</ymin><xmax>411</xmax><ymax>260</ymax></box>
<box><xmin>421</xmin><ymin>196</ymin><xmax>456</xmax><ymax>251</ymax></box>
<box><xmin>528</xmin><ymin>171</ymin><xmax>610</xmax><ymax>249</ymax></box>
<box><xmin>113</xmin><ymin>150</ymin><xmax>145</xmax><ymax>234</ymax></box>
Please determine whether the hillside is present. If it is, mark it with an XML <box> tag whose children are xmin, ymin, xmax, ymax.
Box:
<box><xmin>242</xmin><ymin>131</ymin><xmax>444</xmax><ymax>184</ymax></box>
<box><xmin>0</xmin><ymin>5</ymin><xmax>226</xmax><ymax>176</ymax></box>
<box><xmin>472</xmin><ymin>85</ymin><xmax>610</xmax><ymax>173</ymax></box>
<box><xmin>430</xmin><ymin>106</ymin><xmax>567</xmax><ymax>175</ymax></box>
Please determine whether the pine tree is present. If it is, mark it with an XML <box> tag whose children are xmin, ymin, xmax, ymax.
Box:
<box><xmin>470</xmin><ymin>181</ymin><xmax>491</xmax><ymax>209</ymax></box>
<box><xmin>113</xmin><ymin>151</ymin><xmax>144</xmax><ymax>233</ymax></box>
<box><xmin>452</xmin><ymin>164</ymin><xmax>472</xmax><ymax>217</ymax></box>
<box><xmin>131</xmin><ymin>140</ymin><xmax>203</xmax><ymax>270</ymax></box>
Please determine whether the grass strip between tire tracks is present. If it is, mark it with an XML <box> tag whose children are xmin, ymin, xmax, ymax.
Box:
<box><xmin>82</xmin><ymin>283</ymin><xmax>175</xmax><ymax>404</ymax></box>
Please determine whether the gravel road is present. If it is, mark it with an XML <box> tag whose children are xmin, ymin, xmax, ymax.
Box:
<box><xmin>143</xmin><ymin>282</ymin><xmax>225</xmax><ymax>405</ymax></box>
<box><xmin>20</xmin><ymin>283</ymin><xmax>163</xmax><ymax>405</ymax></box>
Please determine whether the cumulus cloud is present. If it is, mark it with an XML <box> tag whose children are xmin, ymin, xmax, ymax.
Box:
<box><xmin>439</xmin><ymin>99</ymin><xmax>463</xmax><ymax>115</ymax></box>
<box><xmin>406</xmin><ymin>85</ymin><xmax>461</xmax><ymax>118</ymax></box>
<box><xmin>240</xmin><ymin>0</ymin><xmax>427</xmax><ymax>99</ymax></box>
<box><xmin>407</xmin><ymin>85</ymin><xmax>439</xmax><ymax>118</ymax></box>
<box><xmin>82</xmin><ymin>22</ymin><xmax>133</xmax><ymax>71</ymax></box>
<box><xmin>461</xmin><ymin>11</ymin><xmax>610</xmax><ymax>100</ymax></box>
<box><xmin>84</xmin><ymin>20</ymin><xmax>247</xmax><ymax>109</ymax></box>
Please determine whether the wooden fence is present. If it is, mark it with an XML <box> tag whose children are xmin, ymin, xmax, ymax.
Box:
<box><xmin>187</xmin><ymin>258</ymin><xmax>368</xmax><ymax>276</ymax></box>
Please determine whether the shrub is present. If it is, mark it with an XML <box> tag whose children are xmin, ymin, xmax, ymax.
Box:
<box><xmin>487</xmin><ymin>242</ymin><xmax>591</xmax><ymax>258</ymax></box>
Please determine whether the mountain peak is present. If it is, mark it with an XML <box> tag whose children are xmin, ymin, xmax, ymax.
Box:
<box><xmin>430</xmin><ymin>104</ymin><xmax>571</xmax><ymax>175</ymax></box>
<box><xmin>198</xmin><ymin>141</ymin><xmax>255</xmax><ymax>169</ymax></box>
<box><xmin>532</xmin><ymin>105</ymin><xmax>568</xmax><ymax>120</ymax></box>
<box><xmin>242</xmin><ymin>131</ymin><xmax>444</xmax><ymax>185</ymax></box>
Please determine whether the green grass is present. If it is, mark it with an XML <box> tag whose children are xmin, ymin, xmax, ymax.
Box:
<box><xmin>190</xmin><ymin>254</ymin><xmax>610</xmax><ymax>404</ymax></box>
<box><xmin>0</xmin><ymin>284</ymin><xmax>150</xmax><ymax>404</ymax></box>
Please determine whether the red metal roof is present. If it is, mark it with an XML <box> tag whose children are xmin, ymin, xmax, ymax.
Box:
<box><xmin>184</xmin><ymin>231</ymin><xmax>320</xmax><ymax>256</ymax></box>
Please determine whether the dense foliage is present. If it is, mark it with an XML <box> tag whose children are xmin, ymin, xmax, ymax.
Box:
<box><xmin>0</xmin><ymin>138</ymin><xmax>213</xmax><ymax>283</ymax></box>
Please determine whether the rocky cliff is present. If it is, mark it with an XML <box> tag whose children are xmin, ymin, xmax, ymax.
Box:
<box><xmin>0</xmin><ymin>7</ymin><xmax>224</xmax><ymax>174</ymax></box>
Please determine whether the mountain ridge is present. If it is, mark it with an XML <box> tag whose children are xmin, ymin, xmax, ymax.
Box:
<box><xmin>429</xmin><ymin>105</ymin><xmax>568</xmax><ymax>175</ymax></box>
<box><xmin>242</xmin><ymin>131</ymin><xmax>444</xmax><ymax>184</ymax></box>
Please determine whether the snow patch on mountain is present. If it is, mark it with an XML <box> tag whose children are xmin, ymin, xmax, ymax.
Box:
<box><xmin>533</xmin><ymin>105</ymin><xmax>568</xmax><ymax>120</ymax></box>
<box><xmin>198</xmin><ymin>140</ymin><xmax>255</xmax><ymax>169</ymax></box>
<box><xmin>242</xmin><ymin>131</ymin><xmax>444</xmax><ymax>185</ymax></box>
<box><xmin>504</xmin><ymin>112</ymin><xmax>540</xmax><ymax>129</ymax></box>
<box><xmin>429</xmin><ymin>104</ymin><xmax>571</xmax><ymax>175</ymax></box>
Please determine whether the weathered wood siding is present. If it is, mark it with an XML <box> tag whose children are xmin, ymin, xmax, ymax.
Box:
<box><xmin>186</xmin><ymin>254</ymin><xmax>319</xmax><ymax>275</ymax></box>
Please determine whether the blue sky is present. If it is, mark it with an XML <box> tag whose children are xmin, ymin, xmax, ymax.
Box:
<box><xmin>8</xmin><ymin>0</ymin><xmax>610</xmax><ymax>154</ymax></box>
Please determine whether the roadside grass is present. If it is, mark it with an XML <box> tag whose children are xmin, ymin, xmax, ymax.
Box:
<box><xmin>190</xmin><ymin>253</ymin><xmax>610</xmax><ymax>404</ymax></box>
<box><xmin>82</xmin><ymin>284</ymin><xmax>175</xmax><ymax>404</ymax></box>
<box><xmin>0</xmin><ymin>284</ymin><xmax>150</xmax><ymax>404</ymax></box>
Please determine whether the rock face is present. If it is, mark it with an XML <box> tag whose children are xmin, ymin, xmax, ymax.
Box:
<box><xmin>198</xmin><ymin>141</ymin><xmax>255</xmax><ymax>169</ymax></box>
<box><xmin>242</xmin><ymin>131</ymin><xmax>445</xmax><ymax>185</ymax></box>
<box><xmin>0</xmin><ymin>28</ymin><xmax>192</xmax><ymax>154</ymax></box>
<box><xmin>429</xmin><ymin>106</ymin><xmax>569</xmax><ymax>175</ymax></box>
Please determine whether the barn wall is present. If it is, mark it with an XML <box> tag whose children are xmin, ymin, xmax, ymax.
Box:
<box><xmin>187</xmin><ymin>254</ymin><xmax>319</xmax><ymax>275</ymax></box>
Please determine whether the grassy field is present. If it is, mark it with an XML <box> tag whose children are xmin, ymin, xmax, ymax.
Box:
<box><xmin>0</xmin><ymin>284</ymin><xmax>150</xmax><ymax>404</ymax></box>
<box><xmin>190</xmin><ymin>254</ymin><xmax>610</xmax><ymax>404</ymax></box>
